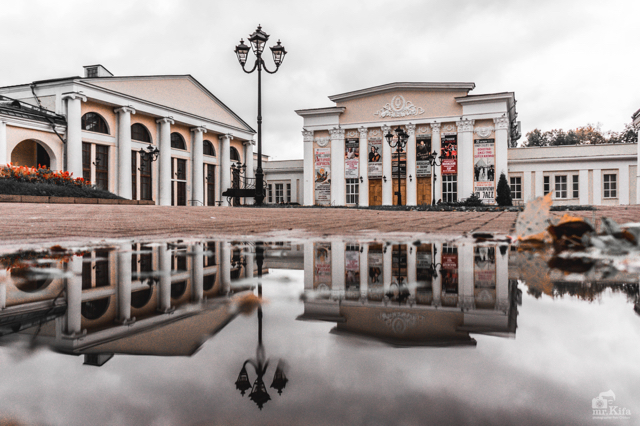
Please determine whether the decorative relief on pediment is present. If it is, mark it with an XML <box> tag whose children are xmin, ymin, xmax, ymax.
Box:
<box><xmin>374</xmin><ymin>95</ymin><xmax>424</xmax><ymax>119</ymax></box>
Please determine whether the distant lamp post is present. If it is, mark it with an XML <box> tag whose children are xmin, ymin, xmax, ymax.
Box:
<box><xmin>235</xmin><ymin>26</ymin><xmax>287</xmax><ymax>205</ymax></box>
<box><xmin>385</xmin><ymin>127</ymin><xmax>408</xmax><ymax>206</ymax></box>
<box><xmin>426</xmin><ymin>150</ymin><xmax>442</xmax><ymax>205</ymax></box>
<box><xmin>139</xmin><ymin>144</ymin><xmax>160</xmax><ymax>163</ymax></box>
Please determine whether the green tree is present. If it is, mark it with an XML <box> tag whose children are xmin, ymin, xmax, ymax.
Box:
<box><xmin>495</xmin><ymin>172</ymin><xmax>512</xmax><ymax>206</ymax></box>
<box><xmin>524</xmin><ymin>129</ymin><xmax>549</xmax><ymax>147</ymax></box>
<box><xmin>607</xmin><ymin>123</ymin><xmax>638</xmax><ymax>144</ymax></box>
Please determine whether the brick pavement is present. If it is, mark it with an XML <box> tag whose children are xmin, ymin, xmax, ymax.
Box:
<box><xmin>1</xmin><ymin>203</ymin><xmax>640</xmax><ymax>248</ymax></box>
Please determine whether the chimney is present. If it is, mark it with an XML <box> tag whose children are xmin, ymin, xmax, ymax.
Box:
<box><xmin>83</xmin><ymin>65</ymin><xmax>114</xmax><ymax>78</ymax></box>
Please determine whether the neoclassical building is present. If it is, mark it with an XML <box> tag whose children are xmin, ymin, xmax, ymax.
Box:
<box><xmin>0</xmin><ymin>65</ymin><xmax>255</xmax><ymax>206</ymax></box>
<box><xmin>296</xmin><ymin>82</ymin><xmax>519</xmax><ymax>206</ymax></box>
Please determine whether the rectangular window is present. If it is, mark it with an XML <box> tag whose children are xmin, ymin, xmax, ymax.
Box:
<box><xmin>346</xmin><ymin>178</ymin><xmax>359</xmax><ymax>204</ymax></box>
<box><xmin>572</xmin><ymin>175</ymin><xmax>579</xmax><ymax>199</ymax></box>
<box><xmin>603</xmin><ymin>174</ymin><xmax>617</xmax><ymax>198</ymax></box>
<box><xmin>82</xmin><ymin>143</ymin><xmax>91</xmax><ymax>183</ymax></box>
<box><xmin>95</xmin><ymin>145</ymin><xmax>109</xmax><ymax>191</ymax></box>
<box><xmin>131</xmin><ymin>151</ymin><xmax>137</xmax><ymax>200</ymax></box>
<box><xmin>286</xmin><ymin>183</ymin><xmax>291</xmax><ymax>203</ymax></box>
<box><xmin>268</xmin><ymin>184</ymin><xmax>273</xmax><ymax>203</ymax></box>
<box><xmin>510</xmin><ymin>177</ymin><xmax>522</xmax><ymax>200</ymax></box>
<box><xmin>442</xmin><ymin>175</ymin><xmax>457</xmax><ymax>203</ymax></box>
<box><xmin>206</xmin><ymin>164</ymin><xmax>215</xmax><ymax>206</ymax></box>
<box><xmin>555</xmin><ymin>175</ymin><xmax>567</xmax><ymax>199</ymax></box>
<box><xmin>543</xmin><ymin>176</ymin><xmax>550</xmax><ymax>195</ymax></box>
<box><xmin>275</xmin><ymin>183</ymin><xmax>284</xmax><ymax>203</ymax></box>
<box><xmin>140</xmin><ymin>155</ymin><xmax>152</xmax><ymax>201</ymax></box>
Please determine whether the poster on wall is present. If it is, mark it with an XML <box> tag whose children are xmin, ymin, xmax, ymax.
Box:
<box><xmin>314</xmin><ymin>148</ymin><xmax>331</xmax><ymax>205</ymax></box>
<box><xmin>345</xmin><ymin>139</ymin><xmax>359</xmax><ymax>179</ymax></box>
<box><xmin>313</xmin><ymin>242</ymin><xmax>332</xmax><ymax>291</ymax></box>
<box><xmin>441</xmin><ymin>135</ymin><xmax>457</xmax><ymax>175</ymax></box>
<box><xmin>473</xmin><ymin>139</ymin><xmax>495</xmax><ymax>204</ymax></box>
<box><xmin>368</xmin><ymin>138</ymin><xmax>382</xmax><ymax>178</ymax></box>
<box><xmin>416</xmin><ymin>136</ymin><xmax>432</xmax><ymax>177</ymax></box>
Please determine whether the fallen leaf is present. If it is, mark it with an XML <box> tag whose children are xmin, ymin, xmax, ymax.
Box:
<box><xmin>515</xmin><ymin>193</ymin><xmax>553</xmax><ymax>240</ymax></box>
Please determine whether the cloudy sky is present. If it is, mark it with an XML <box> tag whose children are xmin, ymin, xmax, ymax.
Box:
<box><xmin>1</xmin><ymin>0</ymin><xmax>638</xmax><ymax>159</ymax></box>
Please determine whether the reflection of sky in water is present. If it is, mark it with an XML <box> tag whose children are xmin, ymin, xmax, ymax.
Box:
<box><xmin>1</xmin><ymin>246</ymin><xmax>639</xmax><ymax>425</ymax></box>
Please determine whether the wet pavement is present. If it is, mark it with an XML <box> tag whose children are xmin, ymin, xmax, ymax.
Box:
<box><xmin>0</xmin><ymin>237</ymin><xmax>638</xmax><ymax>425</ymax></box>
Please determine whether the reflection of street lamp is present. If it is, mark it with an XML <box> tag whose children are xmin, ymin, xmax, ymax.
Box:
<box><xmin>426</xmin><ymin>150</ymin><xmax>442</xmax><ymax>205</ymax></box>
<box><xmin>385</xmin><ymin>127</ymin><xmax>408</xmax><ymax>206</ymax></box>
<box><xmin>235</xmin><ymin>26</ymin><xmax>287</xmax><ymax>206</ymax></box>
<box><xmin>234</xmin><ymin>242</ymin><xmax>288</xmax><ymax>410</ymax></box>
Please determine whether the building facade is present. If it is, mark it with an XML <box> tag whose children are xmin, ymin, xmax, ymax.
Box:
<box><xmin>0</xmin><ymin>65</ymin><xmax>256</xmax><ymax>206</ymax></box>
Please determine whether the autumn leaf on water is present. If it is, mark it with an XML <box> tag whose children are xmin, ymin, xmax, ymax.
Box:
<box><xmin>515</xmin><ymin>193</ymin><xmax>553</xmax><ymax>241</ymax></box>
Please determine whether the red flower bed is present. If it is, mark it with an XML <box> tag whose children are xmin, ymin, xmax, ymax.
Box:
<box><xmin>0</xmin><ymin>163</ymin><xmax>91</xmax><ymax>187</ymax></box>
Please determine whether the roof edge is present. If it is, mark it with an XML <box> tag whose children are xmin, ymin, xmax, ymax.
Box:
<box><xmin>295</xmin><ymin>106</ymin><xmax>346</xmax><ymax>117</ymax></box>
<box><xmin>328</xmin><ymin>82</ymin><xmax>476</xmax><ymax>102</ymax></box>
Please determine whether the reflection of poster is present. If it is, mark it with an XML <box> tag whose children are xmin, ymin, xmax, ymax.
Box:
<box><xmin>441</xmin><ymin>135</ymin><xmax>457</xmax><ymax>175</ymax></box>
<box><xmin>441</xmin><ymin>253</ymin><xmax>458</xmax><ymax>293</ymax></box>
<box><xmin>474</xmin><ymin>246</ymin><xmax>496</xmax><ymax>308</ymax></box>
<box><xmin>345</xmin><ymin>139</ymin><xmax>359</xmax><ymax>179</ymax></box>
<box><xmin>416</xmin><ymin>137</ymin><xmax>432</xmax><ymax>177</ymax></box>
<box><xmin>368</xmin><ymin>138</ymin><xmax>382</xmax><ymax>178</ymax></box>
<box><xmin>368</xmin><ymin>248</ymin><xmax>383</xmax><ymax>285</ymax></box>
<box><xmin>314</xmin><ymin>243</ymin><xmax>332</xmax><ymax>290</ymax></box>
<box><xmin>345</xmin><ymin>249</ymin><xmax>360</xmax><ymax>288</ymax></box>
<box><xmin>314</xmin><ymin>148</ymin><xmax>331</xmax><ymax>205</ymax></box>
<box><xmin>416</xmin><ymin>249</ymin><xmax>433</xmax><ymax>283</ymax></box>
<box><xmin>474</xmin><ymin>139</ymin><xmax>495</xmax><ymax>204</ymax></box>
<box><xmin>391</xmin><ymin>246</ymin><xmax>407</xmax><ymax>286</ymax></box>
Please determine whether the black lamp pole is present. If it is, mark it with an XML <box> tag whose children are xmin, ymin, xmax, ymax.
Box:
<box><xmin>385</xmin><ymin>127</ymin><xmax>408</xmax><ymax>206</ymax></box>
<box><xmin>427</xmin><ymin>150</ymin><xmax>442</xmax><ymax>205</ymax></box>
<box><xmin>235</xmin><ymin>26</ymin><xmax>287</xmax><ymax>205</ymax></box>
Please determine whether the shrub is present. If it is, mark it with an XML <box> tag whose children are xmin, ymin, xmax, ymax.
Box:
<box><xmin>495</xmin><ymin>172</ymin><xmax>513</xmax><ymax>206</ymax></box>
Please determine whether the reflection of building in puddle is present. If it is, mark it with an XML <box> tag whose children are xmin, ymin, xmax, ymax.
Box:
<box><xmin>299</xmin><ymin>241</ymin><xmax>520</xmax><ymax>347</ymax></box>
<box><xmin>0</xmin><ymin>241</ymin><xmax>260</xmax><ymax>366</ymax></box>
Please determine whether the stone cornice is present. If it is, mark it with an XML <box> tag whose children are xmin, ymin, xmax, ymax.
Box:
<box><xmin>329</xmin><ymin>82</ymin><xmax>476</xmax><ymax>102</ymax></box>
<box><xmin>295</xmin><ymin>107</ymin><xmax>346</xmax><ymax>117</ymax></box>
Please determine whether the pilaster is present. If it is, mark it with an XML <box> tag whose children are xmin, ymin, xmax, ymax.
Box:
<box><xmin>405</xmin><ymin>123</ymin><xmax>417</xmax><ymax>205</ymax></box>
<box><xmin>329</xmin><ymin>127</ymin><xmax>346</xmax><ymax>206</ymax></box>
<box><xmin>115</xmin><ymin>106</ymin><xmax>136</xmax><ymax>199</ymax></box>
<box><xmin>303</xmin><ymin>130</ymin><xmax>314</xmax><ymax>206</ymax></box>
<box><xmin>358</xmin><ymin>127</ymin><xmax>369</xmax><ymax>206</ymax></box>
<box><xmin>431</xmin><ymin>123</ymin><xmax>441</xmax><ymax>203</ymax></box>
<box><xmin>243</xmin><ymin>139</ymin><xmax>255</xmax><ymax>204</ymax></box>
<box><xmin>190</xmin><ymin>126</ymin><xmax>207</xmax><ymax>206</ymax></box>
<box><xmin>456</xmin><ymin>118</ymin><xmax>475</xmax><ymax>200</ymax></box>
<box><xmin>493</xmin><ymin>116</ymin><xmax>509</xmax><ymax>180</ymax></box>
<box><xmin>156</xmin><ymin>117</ymin><xmax>174</xmax><ymax>206</ymax></box>
<box><xmin>219</xmin><ymin>133</ymin><xmax>233</xmax><ymax>206</ymax></box>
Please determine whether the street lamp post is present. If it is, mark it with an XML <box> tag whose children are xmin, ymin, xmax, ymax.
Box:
<box><xmin>384</xmin><ymin>127</ymin><xmax>408</xmax><ymax>206</ymax></box>
<box><xmin>426</xmin><ymin>150</ymin><xmax>442</xmax><ymax>205</ymax></box>
<box><xmin>234</xmin><ymin>26</ymin><xmax>287</xmax><ymax>205</ymax></box>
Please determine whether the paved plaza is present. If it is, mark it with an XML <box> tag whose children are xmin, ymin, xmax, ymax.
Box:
<box><xmin>2</xmin><ymin>203</ymin><xmax>640</xmax><ymax>248</ymax></box>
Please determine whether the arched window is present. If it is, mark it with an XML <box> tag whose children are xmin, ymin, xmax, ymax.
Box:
<box><xmin>203</xmin><ymin>140</ymin><xmax>216</xmax><ymax>156</ymax></box>
<box><xmin>230</xmin><ymin>146</ymin><xmax>241</xmax><ymax>162</ymax></box>
<box><xmin>131</xmin><ymin>123</ymin><xmax>151</xmax><ymax>142</ymax></box>
<box><xmin>81</xmin><ymin>112</ymin><xmax>109</xmax><ymax>134</ymax></box>
<box><xmin>171</xmin><ymin>132</ymin><xmax>186</xmax><ymax>150</ymax></box>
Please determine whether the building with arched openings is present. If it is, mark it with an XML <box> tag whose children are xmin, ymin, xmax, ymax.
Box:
<box><xmin>0</xmin><ymin>65</ymin><xmax>256</xmax><ymax>206</ymax></box>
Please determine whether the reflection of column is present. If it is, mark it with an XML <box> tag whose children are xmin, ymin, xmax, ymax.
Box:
<box><xmin>383</xmin><ymin>246</ymin><xmax>392</xmax><ymax>294</ymax></box>
<box><xmin>62</xmin><ymin>93</ymin><xmax>87</xmax><ymax>178</ymax></box>
<box><xmin>458</xmin><ymin>244</ymin><xmax>475</xmax><ymax>311</ymax></box>
<box><xmin>157</xmin><ymin>244</ymin><xmax>172</xmax><ymax>313</ymax></box>
<box><xmin>116</xmin><ymin>246</ymin><xmax>133</xmax><ymax>324</ymax></box>
<box><xmin>359</xmin><ymin>244</ymin><xmax>368</xmax><ymax>299</ymax></box>
<box><xmin>382</xmin><ymin>125</ymin><xmax>392</xmax><ymax>205</ymax></box>
<box><xmin>456</xmin><ymin>119</ymin><xmax>475</xmax><ymax>201</ymax></box>
<box><xmin>493</xmin><ymin>116</ymin><xmax>509</xmax><ymax>179</ymax></box>
<box><xmin>330</xmin><ymin>127</ymin><xmax>346</xmax><ymax>206</ymax></box>
<box><xmin>431</xmin><ymin>123</ymin><xmax>442</xmax><ymax>203</ymax></box>
<box><xmin>191</xmin><ymin>126</ymin><xmax>207</xmax><ymax>206</ymax></box>
<box><xmin>496</xmin><ymin>244</ymin><xmax>509</xmax><ymax>312</ymax></box>
<box><xmin>0</xmin><ymin>282</ymin><xmax>4</xmax><ymax>310</ymax></box>
<box><xmin>65</xmin><ymin>256</ymin><xmax>83</xmax><ymax>336</ymax></box>
<box><xmin>115</xmin><ymin>106</ymin><xmax>136</xmax><ymax>199</ymax></box>
<box><xmin>331</xmin><ymin>241</ymin><xmax>345</xmax><ymax>298</ymax></box>
<box><xmin>406</xmin><ymin>123</ymin><xmax>417</xmax><ymax>206</ymax></box>
<box><xmin>433</xmin><ymin>243</ymin><xmax>442</xmax><ymax>307</ymax></box>
<box><xmin>220</xmin><ymin>242</ymin><xmax>231</xmax><ymax>294</ymax></box>
<box><xmin>219</xmin><ymin>134</ymin><xmax>232</xmax><ymax>206</ymax></box>
<box><xmin>192</xmin><ymin>243</ymin><xmax>204</xmax><ymax>302</ymax></box>
<box><xmin>358</xmin><ymin>127</ymin><xmax>369</xmax><ymax>207</ymax></box>
<box><xmin>303</xmin><ymin>130</ymin><xmax>314</xmax><ymax>206</ymax></box>
<box><xmin>0</xmin><ymin>120</ymin><xmax>6</xmax><ymax>165</ymax></box>
<box><xmin>245</xmin><ymin>251</ymin><xmax>255</xmax><ymax>280</ymax></box>
<box><xmin>304</xmin><ymin>241</ymin><xmax>314</xmax><ymax>290</ymax></box>
<box><xmin>157</xmin><ymin>117</ymin><xmax>174</xmax><ymax>206</ymax></box>
<box><xmin>407</xmin><ymin>244</ymin><xmax>416</xmax><ymax>294</ymax></box>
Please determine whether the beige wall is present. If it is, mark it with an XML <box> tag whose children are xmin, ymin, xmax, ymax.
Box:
<box><xmin>6</xmin><ymin>126</ymin><xmax>64</xmax><ymax>170</ymax></box>
<box><xmin>82</xmin><ymin>101</ymin><xmax>116</xmax><ymax>136</ymax></box>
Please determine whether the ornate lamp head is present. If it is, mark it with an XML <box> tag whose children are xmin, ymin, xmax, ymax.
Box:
<box><xmin>234</xmin><ymin>39</ymin><xmax>250</xmax><ymax>66</ymax></box>
<box><xmin>270</xmin><ymin>40</ymin><xmax>287</xmax><ymax>66</ymax></box>
<box><xmin>248</xmin><ymin>25</ymin><xmax>270</xmax><ymax>55</ymax></box>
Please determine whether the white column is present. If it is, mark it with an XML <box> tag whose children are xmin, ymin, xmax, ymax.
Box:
<box><xmin>458</xmin><ymin>244</ymin><xmax>475</xmax><ymax>311</ymax></box>
<box><xmin>381</xmin><ymin>125</ymin><xmax>392</xmax><ymax>205</ymax></box>
<box><xmin>65</xmin><ymin>256</ymin><xmax>83</xmax><ymax>336</ymax></box>
<box><xmin>190</xmin><ymin>126</ymin><xmax>206</xmax><ymax>206</ymax></box>
<box><xmin>157</xmin><ymin>117</ymin><xmax>174</xmax><ymax>206</ymax></box>
<box><xmin>219</xmin><ymin>134</ymin><xmax>232</xmax><ymax>206</ymax></box>
<box><xmin>534</xmin><ymin>170</ymin><xmax>544</xmax><ymax>198</ymax></box>
<box><xmin>243</xmin><ymin>140</ymin><xmax>255</xmax><ymax>204</ymax></box>
<box><xmin>220</xmin><ymin>242</ymin><xmax>231</xmax><ymax>294</ymax></box>
<box><xmin>62</xmin><ymin>93</ymin><xmax>87</xmax><ymax>177</ymax></box>
<box><xmin>496</xmin><ymin>244</ymin><xmax>509</xmax><ymax>313</ymax></box>
<box><xmin>433</xmin><ymin>243</ymin><xmax>442</xmax><ymax>307</ymax></box>
<box><xmin>493</xmin><ymin>116</ymin><xmax>509</xmax><ymax>180</ymax></box>
<box><xmin>523</xmin><ymin>171</ymin><xmax>532</xmax><ymax>203</ymax></box>
<box><xmin>593</xmin><ymin>169</ymin><xmax>602</xmax><ymax>205</ymax></box>
<box><xmin>329</xmin><ymin>127</ymin><xmax>345</xmax><ymax>206</ymax></box>
<box><xmin>637</xmin><ymin>126</ymin><xmax>640</xmax><ymax>204</ymax></box>
<box><xmin>0</xmin><ymin>120</ymin><xmax>6</xmax><ymax>165</ymax></box>
<box><xmin>359</xmin><ymin>244</ymin><xmax>368</xmax><ymax>299</ymax></box>
<box><xmin>358</xmin><ymin>127</ymin><xmax>369</xmax><ymax>207</ymax></box>
<box><xmin>431</xmin><ymin>123</ymin><xmax>442</xmax><ymax>203</ymax></box>
<box><xmin>406</xmin><ymin>123</ymin><xmax>417</xmax><ymax>206</ymax></box>
<box><xmin>331</xmin><ymin>241</ymin><xmax>345</xmax><ymax>299</ymax></box>
<box><xmin>383</xmin><ymin>246</ymin><xmax>392</xmax><ymax>294</ymax></box>
<box><xmin>116</xmin><ymin>246</ymin><xmax>133</xmax><ymax>324</ymax></box>
<box><xmin>620</xmin><ymin>164</ymin><xmax>630</xmax><ymax>205</ymax></box>
<box><xmin>456</xmin><ymin>119</ymin><xmax>475</xmax><ymax>201</ymax></box>
<box><xmin>192</xmin><ymin>243</ymin><xmax>204</xmax><ymax>302</ymax></box>
<box><xmin>579</xmin><ymin>169</ymin><xmax>589</xmax><ymax>205</ymax></box>
<box><xmin>303</xmin><ymin>130</ymin><xmax>314</xmax><ymax>206</ymax></box>
<box><xmin>304</xmin><ymin>242</ymin><xmax>314</xmax><ymax>290</ymax></box>
<box><xmin>115</xmin><ymin>106</ymin><xmax>135</xmax><ymax>199</ymax></box>
<box><xmin>157</xmin><ymin>244</ymin><xmax>172</xmax><ymax>312</ymax></box>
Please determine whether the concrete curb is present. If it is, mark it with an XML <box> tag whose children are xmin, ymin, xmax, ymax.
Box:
<box><xmin>0</xmin><ymin>194</ymin><xmax>154</xmax><ymax>205</ymax></box>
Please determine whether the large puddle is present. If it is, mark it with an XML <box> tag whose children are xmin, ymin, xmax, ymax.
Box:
<box><xmin>0</xmin><ymin>238</ymin><xmax>638</xmax><ymax>425</ymax></box>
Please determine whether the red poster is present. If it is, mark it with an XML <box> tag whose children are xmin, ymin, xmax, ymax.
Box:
<box><xmin>441</xmin><ymin>135</ymin><xmax>457</xmax><ymax>175</ymax></box>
